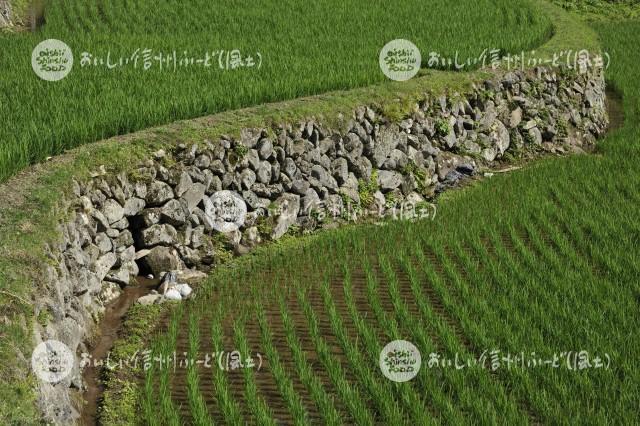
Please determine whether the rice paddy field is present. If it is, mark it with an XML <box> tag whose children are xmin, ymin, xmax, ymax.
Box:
<box><xmin>131</xmin><ymin>11</ymin><xmax>640</xmax><ymax>426</ymax></box>
<box><xmin>1</xmin><ymin>1</ymin><xmax>639</xmax><ymax>424</ymax></box>
<box><xmin>0</xmin><ymin>0</ymin><xmax>554</xmax><ymax>181</ymax></box>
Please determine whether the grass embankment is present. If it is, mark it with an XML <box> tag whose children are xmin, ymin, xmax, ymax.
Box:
<box><xmin>0</xmin><ymin>0</ymin><xmax>604</xmax><ymax>423</ymax></box>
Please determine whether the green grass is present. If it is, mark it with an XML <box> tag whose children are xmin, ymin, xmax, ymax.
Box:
<box><xmin>133</xmin><ymin>14</ymin><xmax>640</xmax><ymax>424</ymax></box>
<box><xmin>0</xmin><ymin>0</ymin><xmax>557</xmax><ymax>181</ymax></box>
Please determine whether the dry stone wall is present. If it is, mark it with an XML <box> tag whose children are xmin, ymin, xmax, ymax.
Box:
<box><xmin>34</xmin><ymin>65</ymin><xmax>608</xmax><ymax>423</ymax></box>
<box><xmin>0</xmin><ymin>0</ymin><xmax>12</xmax><ymax>27</ymax></box>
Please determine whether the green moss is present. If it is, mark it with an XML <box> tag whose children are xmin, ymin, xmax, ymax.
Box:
<box><xmin>557</xmin><ymin>119</ymin><xmax>570</xmax><ymax>138</ymax></box>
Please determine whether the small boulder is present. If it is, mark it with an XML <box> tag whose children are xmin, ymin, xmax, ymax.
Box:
<box><xmin>101</xmin><ymin>199</ymin><xmax>125</xmax><ymax>225</ymax></box>
<box><xmin>145</xmin><ymin>181</ymin><xmax>175</xmax><ymax>206</ymax></box>
<box><xmin>377</xmin><ymin>170</ymin><xmax>403</xmax><ymax>192</ymax></box>
<box><xmin>271</xmin><ymin>193</ymin><xmax>301</xmax><ymax>240</ymax></box>
<box><xmin>143</xmin><ymin>246</ymin><xmax>183</xmax><ymax>277</ymax></box>
<box><xmin>175</xmin><ymin>284</ymin><xmax>193</xmax><ymax>298</ymax></box>
<box><xmin>137</xmin><ymin>294</ymin><xmax>163</xmax><ymax>306</ymax></box>
<box><xmin>141</xmin><ymin>224</ymin><xmax>179</xmax><ymax>247</ymax></box>
<box><xmin>165</xmin><ymin>288</ymin><xmax>182</xmax><ymax>301</ymax></box>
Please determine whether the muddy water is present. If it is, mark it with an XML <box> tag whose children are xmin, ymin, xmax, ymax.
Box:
<box><xmin>80</xmin><ymin>277</ymin><xmax>158</xmax><ymax>426</ymax></box>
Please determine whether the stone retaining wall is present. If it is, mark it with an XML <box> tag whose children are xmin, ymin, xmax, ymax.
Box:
<box><xmin>0</xmin><ymin>0</ymin><xmax>12</xmax><ymax>27</ymax></box>
<box><xmin>34</xmin><ymin>65</ymin><xmax>608</xmax><ymax>423</ymax></box>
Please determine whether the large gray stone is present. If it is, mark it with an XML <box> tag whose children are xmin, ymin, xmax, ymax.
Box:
<box><xmin>141</xmin><ymin>224</ymin><xmax>179</xmax><ymax>247</ymax></box>
<box><xmin>372</xmin><ymin>125</ymin><xmax>399</xmax><ymax>167</ymax></box>
<box><xmin>257</xmin><ymin>139</ymin><xmax>274</xmax><ymax>160</ymax></box>
<box><xmin>349</xmin><ymin>156</ymin><xmax>372</xmax><ymax>180</ymax></box>
<box><xmin>490</xmin><ymin>119</ymin><xmax>511</xmax><ymax>155</ymax></box>
<box><xmin>282</xmin><ymin>157</ymin><xmax>297</xmax><ymax>179</ymax></box>
<box><xmin>146</xmin><ymin>181</ymin><xmax>175</xmax><ymax>206</ymax></box>
<box><xmin>101</xmin><ymin>199</ymin><xmax>125</xmax><ymax>225</ymax></box>
<box><xmin>123</xmin><ymin>197</ymin><xmax>146</xmax><ymax>217</ymax></box>
<box><xmin>143</xmin><ymin>246</ymin><xmax>183</xmax><ymax>277</ymax></box>
<box><xmin>310</xmin><ymin>165</ymin><xmax>338</xmax><ymax>190</ymax></box>
<box><xmin>331</xmin><ymin>157</ymin><xmax>349</xmax><ymax>185</ymax></box>
<box><xmin>92</xmin><ymin>252</ymin><xmax>117</xmax><ymax>282</ymax></box>
<box><xmin>271</xmin><ymin>194</ymin><xmax>301</xmax><ymax>240</ymax></box>
<box><xmin>301</xmin><ymin>188</ymin><xmax>320</xmax><ymax>215</ymax></box>
<box><xmin>174</xmin><ymin>171</ymin><xmax>193</xmax><ymax>197</ymax></box>
<box><xmin>180</xmin><ymin>183</ymin><xmax>206</xmax><ymax>213</ymax></box>
<box><xmin>160</xmin><ymin>199</ymin><xmax>188</xmax><ymax>226</ymax></box>
<box><xmin>99</xmin><ymin>282</ymin><xmax>122</xmax><ymax>305</ymax></box>
<box><xmin>377</xmin><ymin>170</ymin><xmax>404</xmax><ymax>192</ymax></box>
<box><xmin>95</xmin><ymin>233</ymin><xmax>112</xmax><ymax>254</ymax></box>
<box><xmin>256</xmin><ymin>161</ymin><xmax>272</xmax><ymax>184</ymax></box>
<box><xmin>240</xmin><ymin>169</ymin><xmax>257</xmax><ymax>190</ymax></box>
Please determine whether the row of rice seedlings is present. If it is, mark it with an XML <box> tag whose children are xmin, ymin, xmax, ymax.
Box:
<box><xmin>446</xmin><ymin>230</ymin><xmax>586</xmax><ymax>421</ymax></box>
<box><xmin>504</xmin><ymin>217</ymin><xmax>627</xmax><ymax>419</ymax></box>
<box><xmin>480</xmin><ymin>224</ymin><xmax>591</xmax><ymax>416</ymax></box>
<box><xmin>187</xmin><ymin>311</ymin><xmax>213</xmax><ymax>425</ymax></box>
<box><xmin>496</xmin><ymin>216</ymin><xmax>628</xmax><ymax>423</ymax></box>
<box><xmin>380</xmin><ymin>251</ymin><xmax>523</xmax><ymax>423</ymax></box>
<box><xmin>404</xmin><ymin>243</ymin><xmax>516</xmax><ymax>415</ymax></box>
<box><xmin>277</xmin><ymin>295</ymin><xmax>343</xmax><ymax>425</ymax></box>
<box><xmin>141</xmin><ymin>339</ymin><xmax>163</xmax><ymax>426</ymax></box>
<box><xmin>520</xmin><ymin>216</ymin><xmax>610</xmax><ymax>324</ymax></box>
<box><xmin>210</xmin><ymin>308</ymin><xmax>244</xmax><ymax>425</ymax></box>
<box><xmin>413</xmin><ymin>238</ymin><xmax>552</xmax><ymax>421</ymax></box>
<box><xmin>142</xmin><ymin>305</ymin><xmax>183</xmax><ymax>425</ymax></box>
<box><xmin>517</xmin><ymin>215</ymin><xmax>616</xmax><ymax>347</ymax></box>
<box><xmin>549</xmin><ymin>182</ymin><xmax>639</xmax><ymax>281</ymax></box>
<box><xmin>361</xmin><ymin>255</ymin><xmax>469</xmax><ymax>423</ymax></box>
<box><xmin>543</xmin><ymin>195</ymin><xmax>640</xmax><ymax>303</ymax></box>
<box><xmin>232</xmin><ymin>316</ymin><xmax>277</xmax><ymax>426</ymax></box>
<box><xmin>318</xmin><ymin>277</ymin><xmax>406</xmax><ymax>424</ymax></box>
<box><xmin>385</xmin><ymin>245</ymin><xmax>524</xmax><ymax>422</ymax></box>
<box><xmin>340</xmin><ymin>265</ymin><xmax>437</xmax><ymax>425</ymax></box>
<box><xmin>294</xmin><ymin>284</ymin><xmax>375</xmax><ymax>425</ymax></box>
<box><xmin>255</xmin><ymin>304</ymin><xmax>309</xmax><ymax>425</ymax></box>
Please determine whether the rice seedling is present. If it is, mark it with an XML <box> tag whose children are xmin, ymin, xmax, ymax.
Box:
<box><xmin>211</xmin><ymin>309</ymin><xmax>244</xmax><ymax>425</ymax></box>
<box><xmin>255</xmin><ymin>304</ymin><xmax>308</xmax><ymax>426</ymax></box>
<box><xmin>277</xmin><ymin>296</ymin><xmax>343</xmax><ymax>426</ymax></box>
<box><xmin>233</xmin><ymin>317</ymin><xmax>276</xmax><ymax>426</ymax></box>
<box><xmin>295</xmin><ymin>285</ymin><xmax>375</xmax><ymax>425</ymax></box>
<box><xmin>187</xmin><ymin>312</ymin><xmax>213</xmax><ymax>426</ymax></box>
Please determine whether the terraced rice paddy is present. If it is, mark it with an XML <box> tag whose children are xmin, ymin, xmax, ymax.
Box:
<box><xmin>133</xmin><ymin>15</ymin><xmax>640</xmax><ymax>424</ymax></box>
<box><xmin>0</xmin><ymin>0</ymin><xmax>553</xmax><ymax>181</ymax></box>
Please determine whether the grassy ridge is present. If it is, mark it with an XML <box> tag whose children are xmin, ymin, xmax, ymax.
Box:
<box><xmin>138</xmin><ymin>17</ymin><xmax>640</xmax><ymax>425</ymax></box>
<box><xmin>0</xmin><ymin>0</ymin><xmax>554</xmax><ymax>181</ymax></box>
